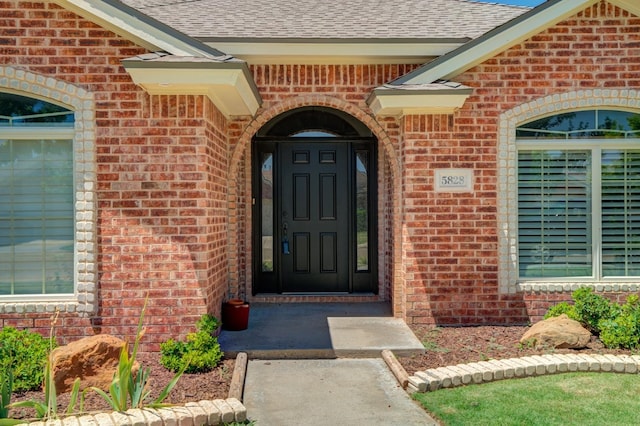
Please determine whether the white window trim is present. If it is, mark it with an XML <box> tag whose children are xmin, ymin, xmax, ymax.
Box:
<box><xmin>498</xmin><ymin>89</ymin><xmax>640</xmax><ymax>294</ymax></box>
<box><xmin>0</xmin><ymin>67</ymin><xmax>97</xmax><ymax>316</ymax></box>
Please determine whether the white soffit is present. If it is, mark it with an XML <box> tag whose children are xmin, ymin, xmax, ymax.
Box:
<box><xmin>122</xmin><ymin>57</ymin><xmax>261</xmax><ymax>117</ymax></box>
<box><xmin>394</xmin><ymin>0</ymin><xmax>600</xmax><ymax>85</ymax></box>
<box><xmin>200</xmin><ymin>39</ymin><xmax>468</xmax><ymax>65</ymax></box>
<box><xmin>367</xmin><ymin>83</ymin><xmax>473</xmax><ymax>116</ymax></box>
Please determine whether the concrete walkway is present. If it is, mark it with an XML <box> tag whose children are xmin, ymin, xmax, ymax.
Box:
<box><xmin>218</xmin><ymin>303</ymin><xmax>438</xmax><ymax>425</ymax></box>
<box><xmin>244</xmin><ymin>358</ymin><xmax>436</xmax><ymax>426</ymax></box>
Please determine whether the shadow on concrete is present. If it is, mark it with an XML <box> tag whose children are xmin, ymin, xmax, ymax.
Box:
<box><xmin>218</xmin><ymin>302</ymin><xmax>425</xmax><ymax>359</ymax></box>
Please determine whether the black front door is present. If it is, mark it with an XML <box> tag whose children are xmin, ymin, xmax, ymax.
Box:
<box><xmin>253</xmin><ymin>139</ymin><xmax>377</xmax><ymax>294</ymax></box>
<box><xmin>280</xmin><ymin>142</ymin><xmax>349</xmax><ymax>292</ymax></box>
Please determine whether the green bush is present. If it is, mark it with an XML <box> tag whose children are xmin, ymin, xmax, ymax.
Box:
<box><xmin>160</xmin><ymin>314</ymin><xmax>223</xmax><ymax>374</ymax></box>
<box><xmin>0</xmin><ymin>327</ymin><xmax>56</xmax><ymax>392</ymax></box>
<box><xmin>572</xmin><ymin>287</ymin><xmax>619</xmax><ymax>334</ymax></box>
<box><xmin>598</xmin><ymin>295</ymin><xmax>640</xmax><ymax>349</ymax></box>
<box><xmin>544</xmin><ymin>288</ymin><xmax>640</xmax><ymax>350</ymax></box>
<box><xmin>543</xmin><ymin>302</ymin><xmax>580</xmax><ymax>321</ymax></box>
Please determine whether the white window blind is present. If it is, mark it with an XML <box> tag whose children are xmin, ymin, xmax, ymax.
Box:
<box><xmin>0</xmin><ymin>138</ymin><xmax>74</xmax><ymax>295</ymax></box>
<box><xmin>518</xmin><ymin>150</ymin><xmax>592</xmax><ymax>278</ymax></box>
<box><xmin>601</xmin><ymin>149</ymin><xmax>640</xmax><ymax>277</ymax></box>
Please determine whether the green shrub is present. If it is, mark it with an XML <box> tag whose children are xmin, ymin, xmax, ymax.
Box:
<box><xmin>571</xmin><ymin>287</ymin><xmax>619</xmax><ymax>334</ymax></box>
<box><xmin>544</xmin><ymin>289</ymin><xmax>640</xmax><ymax>350</ymax></box>
<box><xmin>598</xmin><ymin>295</ymin><xmax>640</xmax><ymax>349</ymax></box>
<box><xmin>160</xmin><ymin>314</ymin><xmax>223</xmax><ymax>374</ymax></box>
<box><xmin>0</xmin><ymin>327</ymin><xmax>56</xmax><ymax>392</ymax></box>
<box><xmin>195</xmin><ymin>314</ymin><xmax>220</xmax><ymax>335</ymax></box>
<box><xmin>543</xmin><ymin>302</ymin><xmax>580</xmax><ymax>321</ymax></box>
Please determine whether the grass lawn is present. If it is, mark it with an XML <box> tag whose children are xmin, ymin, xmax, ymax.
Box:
<box><xmin>413</xmin><ymin>372</ymin><xmax>640</xmax><ymax>426</ymax></box>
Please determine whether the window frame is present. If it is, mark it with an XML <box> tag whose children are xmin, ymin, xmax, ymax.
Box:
<box><xmin>0</xmin><ymin>71</ymin><xmax>97</xmax><ymax>315</ymax></box>
<box><xmin>516</xmin><ymin>138</ymin><xmax>640</xmax><ymax>283</ymax></box>
<box><xmin>498</xmin><ymin>96</ymin><xmax>640</xmax><ymax>294</ymax></box>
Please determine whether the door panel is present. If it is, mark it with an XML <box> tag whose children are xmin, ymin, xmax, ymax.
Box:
<box><xmin>281</xmin><ymin>142</ymin><xmax>349</xmax><ymax>292</ymax></box>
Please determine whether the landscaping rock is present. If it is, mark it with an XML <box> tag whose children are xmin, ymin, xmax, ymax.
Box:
<box><xmin>520</xmin><ymin>314</ymin><xmax>591</xmax><ymax>350</ymax></box>
<box><xmin>50</xmin><ymin>334</ymin><xmax>134</xmax><ymax>394</ymax></box>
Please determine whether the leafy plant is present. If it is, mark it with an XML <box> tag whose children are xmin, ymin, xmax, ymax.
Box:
<box><xmin>598</xmin><ymin>295</ymin><xmax>640</xmax><ymax>349</ymax></box>
<box><xmin>9</xmin><ymin>310</ymin><xmax>83</xmax><ymax>420</ymax></box>
<box><xmin>572</xmin><ymin>287</ymin><xmax>619</xmax><ymax>334</ymax></box>
<box><xmin>160</xmin><ymin>314</ymin><xmax>224</xmax><ymax>374</ymax></box>
<box><xmin>0</xmin><ymin>370</ymin><xmax>13</xmax><ymax>419</ymax></box>
<box><xmin>91</xmin><ymin>298</ymin><xmax>185</xmax><ymax>411</ymax></box>
<box><xmin>544</xmin><ymin>288</ymin><xmax>640</xmax><ymax>350</ymax></box>
<box><xmin>0</xmin><ymin>326</ymin><xmax>56</xmax><ymax>392</ymax></box>
<box><xmin>196</xmin><ymin>314</ymin><xmax>221</xmax><ymax>335</ymax></box>
<box><xmin>543</xmin><ymin>301</ymin><xmax>580</xmax><ymax>321</ymax></box>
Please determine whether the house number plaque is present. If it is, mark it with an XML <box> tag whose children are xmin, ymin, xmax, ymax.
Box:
<box><xmin>434</xmin><ymin>169</ymin><xmax>474</xmax><ymax>192</ymax></box>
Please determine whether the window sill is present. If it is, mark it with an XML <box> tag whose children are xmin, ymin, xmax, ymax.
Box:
<box><xmin>517</xmin><ymin>282</ymin><xmax>640</xmax><ymax>293</ymax></box>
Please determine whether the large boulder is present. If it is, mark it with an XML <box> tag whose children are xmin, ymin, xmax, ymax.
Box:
<box><xmin>50</xmin><ymin>334</ymin><xmax>132</xmax><ymax>394</ymax></box>
<box><xmin>520</xmin><ymin>314</ymin><xmax>591</xmax><ymax>350</ymax></box>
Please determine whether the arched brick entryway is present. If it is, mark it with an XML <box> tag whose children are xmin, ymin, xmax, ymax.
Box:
<box><xmin>226</xmin><ymin>96</ymin><xmax>406</xmax><ymax>318</ymax></box>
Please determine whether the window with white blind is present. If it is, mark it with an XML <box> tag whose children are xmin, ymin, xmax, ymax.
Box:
<box><xmin>517</xmin><ymin>110</ymin><xmax>640</xmax><ymax>280</ymax></box>
<box><xmin>0</xmin><ymin>93</ymin><xmax>75</xmax><ymax>296</ymax></box>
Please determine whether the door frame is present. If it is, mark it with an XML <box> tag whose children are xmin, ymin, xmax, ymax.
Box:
<box><xmin>252</xmin><ymin>136</ymin><xmax>378</xmax><ymax>294</ymax></box>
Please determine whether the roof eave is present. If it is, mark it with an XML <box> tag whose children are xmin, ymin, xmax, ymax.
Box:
<box><xmin>122</xmin><ymin>58</ymin><xmax>262</xmax><ymax>118</ymax></box>
<box><xmin>52</xmin><ymin>0</ymin><xmax>227</xmax><ymax>58</ymax></box>
<box><xmin>615</xmin><ymin>0</ymin><xmax>640</xmax><ymax>16</ymax></box>
<box><xmin>392</xmin><ymin>0</ymin><xmax>600</xmax><ymax>85</ymax></box>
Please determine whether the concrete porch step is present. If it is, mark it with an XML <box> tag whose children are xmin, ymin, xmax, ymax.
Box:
<box><xmin>217</xmin><ymin>302</ymin><xmax>425</xmax><ymax>359</ymax></box>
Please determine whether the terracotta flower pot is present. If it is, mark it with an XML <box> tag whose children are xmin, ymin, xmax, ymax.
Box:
<box><xmin>222</xmin><ymin>299</ymin><xmax>250</xmax><ymax>331</ymax></box>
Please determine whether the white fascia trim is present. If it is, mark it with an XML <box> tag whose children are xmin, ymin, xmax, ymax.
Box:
<box><xmin>52</xmin><ymin>0</ymin><xmax>223</xmax><ymax>58</ymax></box>
<box><xmin>367</xmin><ymin>89</ymin><xmax>472</xmax><ymax>117</ymax></box>
<box><xmin>123</xmin><ymin>65</ymin><xmax>260</xmax><ymax>117</ymax></box>
<box><xmin>397</xmin><ymin>0</ymin><xmax>599</xmax><ymax>85</ymax></box>
<box><xmin>614</xmin><ymin>0</ymin><xmax>640</xmax><ymax>17</ymax></box>
<box><xmin>202</xmin><ymin>41</ymin><xmax>466</xmax><ymax>65</ymax></box>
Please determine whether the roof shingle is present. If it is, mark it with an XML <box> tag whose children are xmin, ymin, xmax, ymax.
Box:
<box><xmin>119</xmin><ymin>0</ymin><xmax>530</xmax><ymax>40</ymax></box>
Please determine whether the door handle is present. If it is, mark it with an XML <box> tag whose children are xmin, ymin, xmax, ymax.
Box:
<box><xmin>282</xmin><ymin>221</ymin><xmax>290</xmax><ymax>255</ymax></box>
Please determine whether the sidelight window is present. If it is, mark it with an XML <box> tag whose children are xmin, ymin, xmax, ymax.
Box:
<box><xmin>355</xmin><ymin>151</ymin><xmax>369</xmax><ymax>271</ymax></box>
<box><xmin>261</xmin><ymin>152</ymin><xmax>274</xmax><ymax>272</ymax></box>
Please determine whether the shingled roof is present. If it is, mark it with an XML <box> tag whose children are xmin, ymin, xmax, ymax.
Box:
<box><xmin>120</xmin><ymin>0</ymin><xmax>530</xmax><ymax>40</ymax></box>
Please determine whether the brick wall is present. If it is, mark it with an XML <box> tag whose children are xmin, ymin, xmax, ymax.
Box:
<box><xmin>401</xmin><ymin>1</ymin><xmax>640</xmax><ymax>325</ymax></box>
<box><xmin>2</xmin><ymin>0</ymin><xmax>640</xmax><ymax>343</ymax></box>
<box><xmin>0</xmin><ymin>1</ymin><xmax>229</xmax><ymax>351</ymax></box>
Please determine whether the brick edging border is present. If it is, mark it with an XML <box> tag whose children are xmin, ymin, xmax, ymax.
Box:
<box><xmin>16</xmin><ymin>353</ymin><xmax>251</xmax><ymax>426</ymax></box>
<box><xmin>406</xmin><ymin>354</ymin><xmax>640</xmax><ymax>393</ymax></box>
<box><xmin>17</xmin><ymin>398</ymin><xmax>247</xmax><ymax>426</ymax></box>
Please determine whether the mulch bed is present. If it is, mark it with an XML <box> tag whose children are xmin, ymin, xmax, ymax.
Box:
<box><xmin>398</xmin><ymin>325</ymin><xmax>633</xmax><ymax>374</ymax></box>
<box><xmin>9</xmin><ymin>325</ymin><xmax>635</xmax><ymax>420</ymax></box>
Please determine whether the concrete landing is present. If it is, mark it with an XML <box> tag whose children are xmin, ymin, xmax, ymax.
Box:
<box><xmin>218</xmin><ymin>302</ymin><xmax>425</xmax><ymax>359</ymax></box>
